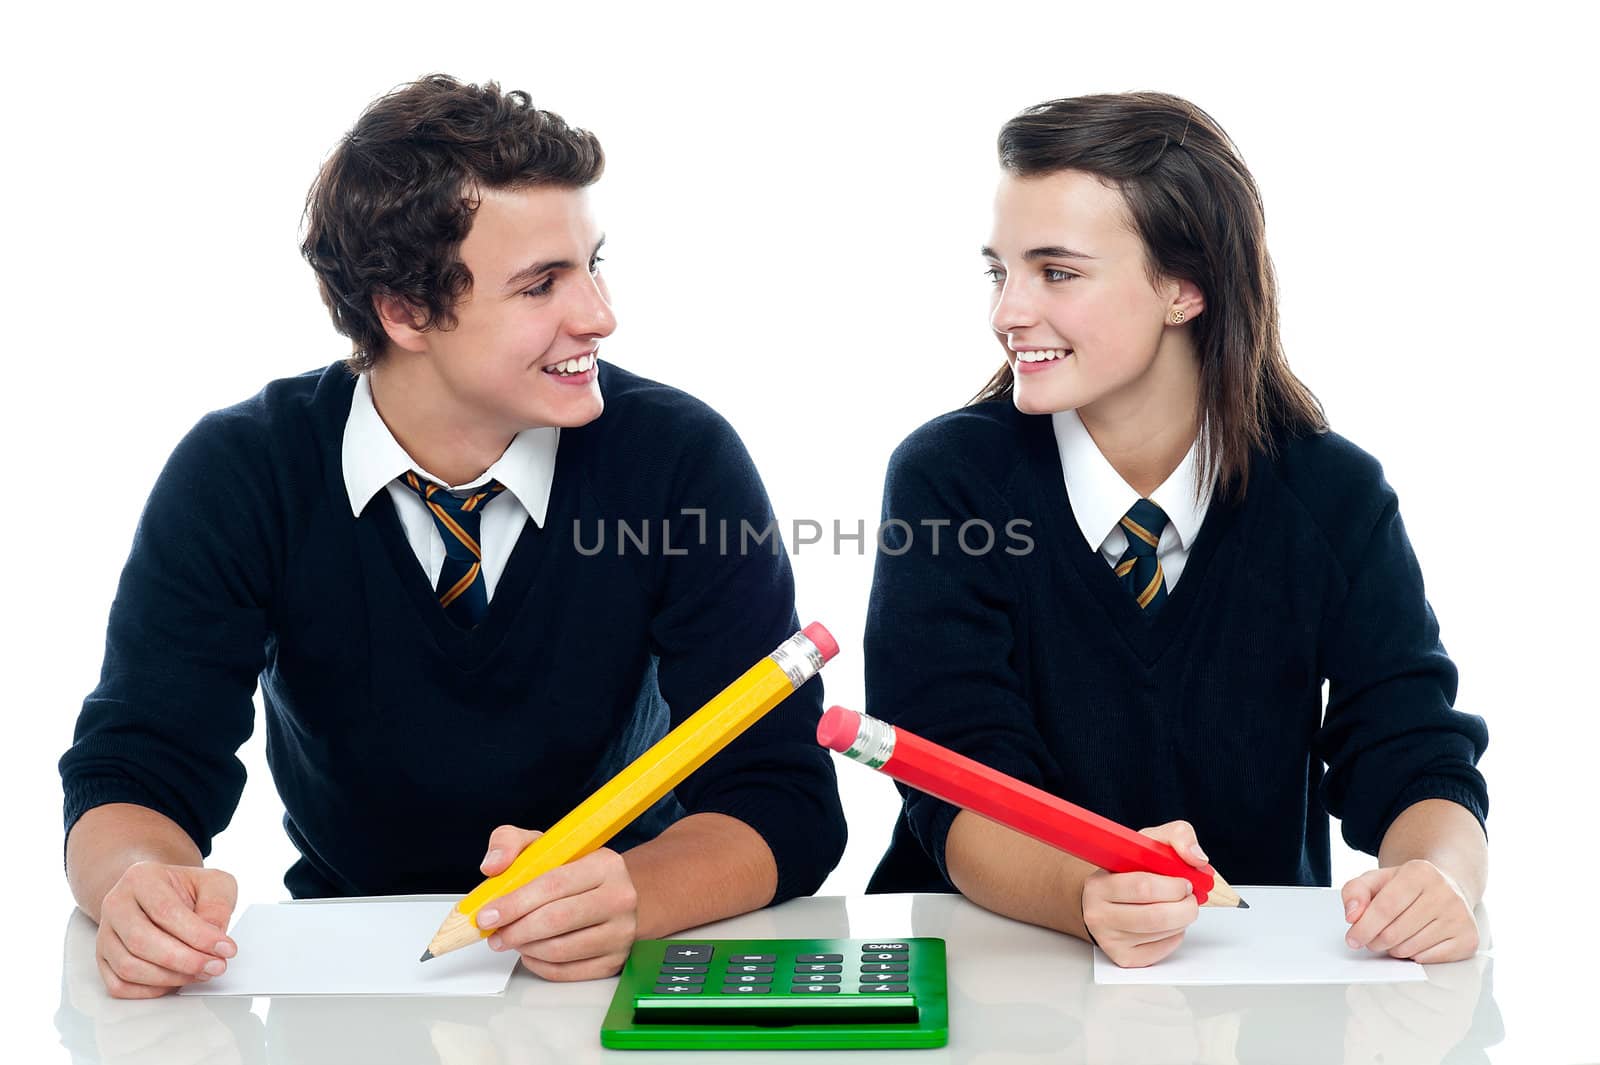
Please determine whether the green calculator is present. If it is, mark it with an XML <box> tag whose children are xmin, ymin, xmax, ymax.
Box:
<box><xmin>600</xmin><ymin>937</ymin><xmax>949</xmax><ymax>1050</ymax></box>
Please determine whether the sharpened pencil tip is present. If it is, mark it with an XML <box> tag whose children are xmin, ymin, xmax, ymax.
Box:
<box><xmin>1236</xmin><ymin>898</ymin><xmax>1250</xmax><ymax>909</ymax></box>
<box><xmin>419</xmin><ymin>950</ymin><xmax>434</xmax><ymax>963</ymax></box>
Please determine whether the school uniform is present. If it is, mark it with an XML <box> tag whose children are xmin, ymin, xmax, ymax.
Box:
<box><xmin>60</xmin><ymin>360</ymin><xmax>845</xmax><ymax>900</ymax></box>
<box><xmin>864</xmin><ymin>399</ymin><xmax>1488</xmax><ymax>894</ymax></box>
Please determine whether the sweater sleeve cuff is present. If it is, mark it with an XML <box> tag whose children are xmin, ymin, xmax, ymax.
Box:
<box><xmin>1362</xmin><ymin>774</ymin><xmax>1490</xmax><ymax>855</ymax></box>
<box><xmin>904</xmin><ymin>744</ymin><xmax>1049</xmax><ymax>890</ymax></box>
<box><xmin>62</xmin><ymin>775</ymin><xmax>211</xmax><ymax>863</ymax></box>
<box><xmin>691</xmin><ymin>793</ymin><xmax>847</xmax><ymax>905</ymax></box>
<box><xmin>906</xmin><ymin>794</ymin><xmax>963</xmax><ymax>890</ymax></box>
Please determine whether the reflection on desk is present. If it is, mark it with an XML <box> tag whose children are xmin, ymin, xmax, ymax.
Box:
<box><xmin>55</xmin><ymin>893</ymin><xmax>1502</xmax><ymax>1065</ymax></box>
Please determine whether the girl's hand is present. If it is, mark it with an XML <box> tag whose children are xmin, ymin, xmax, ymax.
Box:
<box><xmin>1341</xmin><ymin>859</ymin><xmax>1479</xmax><ymax>963</ymax></box>
<box><xmin>1080</xmin><ymin>820</ymin><xmax>1210</xmax><ymax>968</ymax></box>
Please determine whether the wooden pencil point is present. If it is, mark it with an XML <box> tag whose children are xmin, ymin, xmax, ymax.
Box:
<box><xmin>425</xmin><ymin>906</ymin><xmax>484</xmax><ymax>959</ymax></box>
<box><xmin>419</xmin><ymin>950</ymin><xmax>434</xmax><ymax>962</ymax></box>
<box><xmin>1202</xmin><ymin>873</ymin><xmax>1245</xmax><ymax>909</ymax></box>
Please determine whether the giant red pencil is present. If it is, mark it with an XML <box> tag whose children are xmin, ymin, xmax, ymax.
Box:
<box><xmin>818</xmin><ymin>706</ymin><xmax>1244</xmax><ymax>908</ymax></box>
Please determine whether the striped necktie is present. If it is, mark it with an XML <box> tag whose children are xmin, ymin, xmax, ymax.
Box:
<box><xmin>1115</xmin><ymin>498</ymin><xmax>1170</xmax><ymax>614</ymax></box>
<box><xmin>402</xmin><ymin>471</ymin><xmax>507</xmax><ymax>628</ymax></box>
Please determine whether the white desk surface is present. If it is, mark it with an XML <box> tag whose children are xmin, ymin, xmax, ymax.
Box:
<box><xmin>38</xmin><ymin>892</ymin><xmax>1586</xmax><ymax>1064</ymax></box>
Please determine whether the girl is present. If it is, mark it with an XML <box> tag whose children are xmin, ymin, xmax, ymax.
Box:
<box><xmin>863</xmin><ymin>93</ymin><xmax>1488</xmax><ymax>968</ymax></box>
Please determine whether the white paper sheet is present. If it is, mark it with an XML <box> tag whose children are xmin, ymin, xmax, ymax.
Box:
<box><xmin>179</xmin><ymin>897</ymin><xmax>519</xmax><ymax>997</ymax></box>
<box><xmin>1093</xmin><ymin>886</ymin><xmax>1428</xmax><ymax>986</ymax></box>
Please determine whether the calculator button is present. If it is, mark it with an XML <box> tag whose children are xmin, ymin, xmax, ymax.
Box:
<box><xmin>720</xmin><ymin>984</ymin><xmax>771</xmax><ymax>994</ymax></box>
<box><xmin>725</xmin><ymin>973</ymin><xmax>772</xmax><ymax>984</ymax></box>
<box><xmin>664</xmin><ymin>945</ymin><xmax>714</xmax><ymax>963</ymax></box>
<box><xmin>658</xmin><ymin>964</ymin><xmax>708</xmax><ymax>974</ymax></box>
<box><xmin>859</xmin><ymin>983</ymin><xmax>909</xmax><ymax>993</ymax></box>
<box><xmin>725</xmin><ymin>964</ymin><xmax>774</xmax><ymax>974</ymax></box>
<box><xmin>860</xmin><ymin>962</ymin><xmax>908</xmax><ymax>972</ymax></box>
<box><xmin>863</xmin><ymin>942</ymin><xmax>910</xmax><ymax>952</ymax></box>
<box><xmin>657</xmin><ymin>973</ymin><xmax>705</xmax><ymax>984</ymax></box>
<box><xmin>859</xmin><ymin>973</ymin><xmax>903</xmax><ymax>983</ymax></box>
<box><xmin>729</xmin><ymin>954</ymin><xmax>776</xmax><ymax>963</ymax></box>
<box><xmin>651</xmin><ymin>984</ymin><xmax>703</xmax><ymax>994</ymax></box>
<box><xmin>791</xmin><ymin>973</ymin><xmax>841</xmax><ymax>983</ymax></box>
<box><xmin>797</xmin><ymin>953</ymin><xmax>843</xmax><ymax>963</ymax></box>
<box><xmin>791</xmin><ymin>984</ymin><xmax>841</xmax><ymax>994</ymax></box>
<box><xmin>861</xmin><ymin>952</ymin><xmax>909</xmax><ymax>962</ymax></box>
<box><xmin>793</xmin><ymin>963</ymin><xmax>842</xmax><ymax>973</ymax></box>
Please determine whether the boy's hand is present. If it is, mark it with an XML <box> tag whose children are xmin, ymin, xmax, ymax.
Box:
<box><xmin>474</xmin><ymin>825</ymin><xmax>639</xmax><ymax>981</ymax></box>
<box><xmin>95</xmin><ymin>862</ymin><xmax>238</xmax><ymax>999</ymax></box>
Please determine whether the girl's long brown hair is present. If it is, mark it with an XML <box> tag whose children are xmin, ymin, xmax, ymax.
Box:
<box><xmin>974</xmin><ymin>93</ymin><xmax>1326</xmax><ymax>500</ymax></box>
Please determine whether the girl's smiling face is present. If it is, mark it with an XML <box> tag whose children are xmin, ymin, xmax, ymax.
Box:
<box><xmin>984</xmin><ymin>170</ymin><xmax>1203</xmax><ymax>423</ymax></box>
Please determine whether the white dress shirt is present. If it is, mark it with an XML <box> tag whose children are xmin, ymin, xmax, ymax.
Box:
<box><xmin>1050</xmin><ymin>408</ymin><xmax>1212</xmax><ymax>590</ymax></box>
<box><xmin>341</xmin><ymin>373</ymin><xmax>559</xmax><ymax>600</ymax></box>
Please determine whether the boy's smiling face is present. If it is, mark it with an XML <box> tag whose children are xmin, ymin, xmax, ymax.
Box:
<box><xmin>382</xmin><ymin>184</ymin><xmax>614</xmax><ymax>435</ymax></box>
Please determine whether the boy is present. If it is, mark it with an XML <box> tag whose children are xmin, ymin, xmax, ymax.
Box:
<box><xmin>60</xmin><ymin>74</ymin><xmax>844</xmax><ymax>998</ymax></box>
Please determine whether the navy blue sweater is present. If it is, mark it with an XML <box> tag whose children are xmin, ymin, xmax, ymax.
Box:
<box><xmin>61</xmin><ymin>361</ymin><xmax>845</xmax><ymax>901</ymax></box>
<box><xmin>864</xmin><ymin>400</ymin><xmax>1488</xmax><ymax>894</ymax></box>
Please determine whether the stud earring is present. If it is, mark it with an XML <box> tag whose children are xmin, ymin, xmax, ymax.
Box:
<box><xmin>1170</xmin><ymin>309</ymin><xmax>1186</xmax><ymax>324</ymax></box>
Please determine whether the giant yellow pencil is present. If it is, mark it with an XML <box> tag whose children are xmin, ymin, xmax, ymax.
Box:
<box><xmin>422</xmin><ymin>623</ymin><xmax>839</xmax><ymax>960</ymax></box>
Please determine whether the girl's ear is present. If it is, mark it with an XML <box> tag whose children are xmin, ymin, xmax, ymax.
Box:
<box><xmin>1169</xmin><ymin>278</ymin><xmax>1206</xmax><ymax>323</ymax></box>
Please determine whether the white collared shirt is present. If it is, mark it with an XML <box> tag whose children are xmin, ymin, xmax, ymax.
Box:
<box><xmin>341</xmin><ymin>373</ymin><xmax>559</xmax><ymax>600</ymax></box>
<box><xmin>1050</xmin><ymin>409</ymin><xmax>1212</xmax><ymax>590</ymax></box>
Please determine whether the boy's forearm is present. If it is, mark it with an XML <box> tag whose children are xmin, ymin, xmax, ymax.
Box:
<box><xmin>622</xmin><ymin>812</ymin><xmax>778</xmax><ymax>939</ymax></box>
<box><xmin>66</xmin><ymin>803</ymin><xmax>204</xmax><ymax>923</ymax></box>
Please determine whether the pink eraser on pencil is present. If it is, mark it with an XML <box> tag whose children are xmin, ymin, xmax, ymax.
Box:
<box><xmin>802</xmin><ymin>622</ymin><xmax>839</xmax><ymax>663</ymax></box>
<box><xmin>817</xmin><ymin>705</ymin><xmax>861</xmax><ymax>752</ymax></box>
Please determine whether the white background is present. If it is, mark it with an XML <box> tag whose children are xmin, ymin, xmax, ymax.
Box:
<box><xmin>3</xmin><ymin>1</ymin><xmax>1596</xmax><ymax>1059</ymax></box>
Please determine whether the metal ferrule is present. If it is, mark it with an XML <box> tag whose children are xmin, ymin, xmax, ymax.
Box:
<box><xmin>840</xmin><ymin>712</ymin><xmax>897</xmax><ymax>769</ymax></box>
<box><xmin>770</xmin><ymin>631</ymin><xmax>825</xmax><ymax>688</ymax></box>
